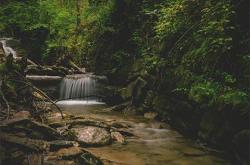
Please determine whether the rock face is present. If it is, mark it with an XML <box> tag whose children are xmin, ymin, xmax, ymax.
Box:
<box><xmin>71</xmin><ymin>126</ymin><xmax>111</xmax><ymax>146</ymax></box>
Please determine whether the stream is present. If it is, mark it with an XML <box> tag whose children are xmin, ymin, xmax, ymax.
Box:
<box><xmin>57</xmin><ymin>100</ymin><xmax>231</xmax><ymax>165</ymax></box>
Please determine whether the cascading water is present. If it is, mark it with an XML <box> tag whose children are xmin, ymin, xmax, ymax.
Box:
<box><xmin>0</xmin><ymin>38</ymin><xmax>17</xmax><ymax>58</ymax></box>
<box><xmin>59</xmin><ymin>74</ymin><xmax>104</xmax><ymax>104</ymax></box>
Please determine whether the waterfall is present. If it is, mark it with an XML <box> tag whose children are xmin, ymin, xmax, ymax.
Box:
<box><xmin>59</xmin><ymin>74</ymin><xmax>101</xmax><ymax>102</ymax></box>
<box><xmin>0</xmin><ymin>38</ymin><xmax>17</xmax><ymax>58</ymax></box>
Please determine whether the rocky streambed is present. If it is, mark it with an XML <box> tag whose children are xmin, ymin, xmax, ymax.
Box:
<box><xmin>55</xmin><ymin>101</ymin><xmax>232</xmax><ymax>165</ymax></box>
<box><xmin>0</xmin><ymin>100</ymin><xmax>233</xmax><ymax>165</ymax></box>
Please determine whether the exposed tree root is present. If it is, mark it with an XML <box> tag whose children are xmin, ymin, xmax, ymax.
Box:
<box><xmin>11</xmin><ymin>76</ymin><xmax>64</xmax><ymax>119</ymax></box>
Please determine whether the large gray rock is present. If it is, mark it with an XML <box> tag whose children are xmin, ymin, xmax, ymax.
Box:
<box><xmin>71</xmin><ymin>126</ymin><xmax>111</xmax><ymax>146</ymax></box>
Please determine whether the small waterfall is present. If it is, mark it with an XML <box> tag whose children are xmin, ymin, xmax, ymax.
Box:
<box><xmin>0</xmin><ymin>38</ymin><xmax>17</xmax><ymax>58</ymax></box>
<box><xmin>59</xmin><ymin>74</ymin><xmax>101</xmax><ymax>102</ymax></box>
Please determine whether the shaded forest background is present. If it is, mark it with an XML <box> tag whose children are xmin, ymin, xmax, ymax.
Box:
<box><xmin>0</xmin><ymin>0</ymin><xmax>249</xmax><ymax>164</ymax></box>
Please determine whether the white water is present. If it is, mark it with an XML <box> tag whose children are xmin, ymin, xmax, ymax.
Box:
<box><xmin>57</xmin><ymin>100</ymin><xmax>105</xmax><ymax>105</ymax></box>
<box><xmin>0</xmin><ymin>38</ymin><xmax>17</xmax><ymax>58</ymax></box>
<box><xmin>59</xmin><ymin>74</ymin><xmax>102</xmax><ymax>103</ymax></box>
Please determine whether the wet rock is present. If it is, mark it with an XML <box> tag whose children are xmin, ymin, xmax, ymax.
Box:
<box><xmin>109</xmin><ymin>121</ymin><xmax>130</xmax><ymax>128</ymax></box>
<box><xmin>70</xmin><ymin>115</ymin><xmax>85</xmax><ymax>120</ymax></box>
<box><xmin>144</xmin><ymin>112</ymin><xmax>158</xmax><ymax>120</ymax></box>
<box><xmin>47</xmin><ymin>112</ymin><xmax>67</xmax><ymax>123</ymax></box>
<box><xmin>104</xmin><ymin>102</ymin><xmax>130</xmax><ymax>112</ymax></box>
<box><xmin>119</xmin><ymin>77</ymin><xmax>148</xmax><ymax>105</ymax></box>
<box><xmin>23</xmin><ymin>154</ymin><xmax>43</xmax><ymax>165</ymax></box>
<box><xmin>44</xmin><ymin>160</ymin><xmax>75</xmax><ymax>165</ymax></box>
<box><xmin>111</xmin><ymin>132</ymin><xmax>126</xmax><ymax>144</ymax></box>
<box><xmin>52</xmin><ymin>147</ymin><xmax>82</xmax><ymax>159</ymax></box>
<box><xmin>71</xmin><ymin>126</ymin><xmax>111</xmax><ymax>146</ymax></box>
<box><xmin>150</xmin><ymin>122</ymin><xmax>169</xmax><ymax>129</ymax></box>
<box><xmin>69</xmin><ymin>119</ymin><xmax>109</xmax><ymax>129</ymax></box>
<box><xmin>113</xmin><ymin>128</ymin><xmax>134</xmax><ymax>137</ymax></box>
<box><xmin>78</xmin><ymin>151</ymin><xmax>103</xmax><ymax>165</ymax></box>
<box><xmin>49</xmin><ymin>121</ymin><xmax>67</xmax><ymax>128</ymax></box>
<box><xmin>12</xmin><ymin>111</ymin><xmax>31</xmax><ymax>119</ymax></box>
<box><xmin>45</xmin><ymin>149</ymin><xmax>103</xmax><ymax>165</ymax></box>
<box><xmin>49</xmin><ymin>140</ymin><xmax>79</xmax><ymax>151</ymax></box>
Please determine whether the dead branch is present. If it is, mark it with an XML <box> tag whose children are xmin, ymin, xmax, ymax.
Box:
<box><xmin>11</xmin><ymin>77</ymin><xmax>64</xmax><ymax>119</ymax></box>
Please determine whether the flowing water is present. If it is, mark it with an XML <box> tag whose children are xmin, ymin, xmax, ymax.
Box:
<box><xmin>57</xmin><ymin>101</ymin><xmax>231</xmax><ymax>165</ymax></box>
<box><xmin>59</xmin><ymin>74</ymin><xmax>102</xmax><ymax>103</ymax></box>
<box><xmin>0</xmin><ymin>38</ymin><xmax>17</xmax><ymax>58</ymax></box>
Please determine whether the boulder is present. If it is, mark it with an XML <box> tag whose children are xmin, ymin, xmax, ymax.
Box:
<box><xmin>71</xmin><ymin>126</ymin><xmax>111</xmax><ymax>146</ymax></box>
<box><xmin>111</xmin><ymin>132</ymin><xmax>126</xmax><ymax>144</ymax></box>
<box><xmin>119</xmin><ymin>77</ymin><xmax>148</xmax><ymax>105</ymax></box>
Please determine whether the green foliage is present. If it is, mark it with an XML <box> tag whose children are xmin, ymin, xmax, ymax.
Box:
<box><xmin>143</xmin><ymin>55</ymin><xmax>165</xmax><ymax>73</ymax></box>
<box><xmin>219</xmin><ymin>90</ymin><xmax>248</xmax><ymax>106</ymax></box>
<box><xmin>189</xmin><ymin>81</ymin><xmax>220</xmax><ymax>105</ymax></box>
<box><xmin>0</xmin><ymin>1</ymin><xmax>40</xmax><ymax>32</ymax></box>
